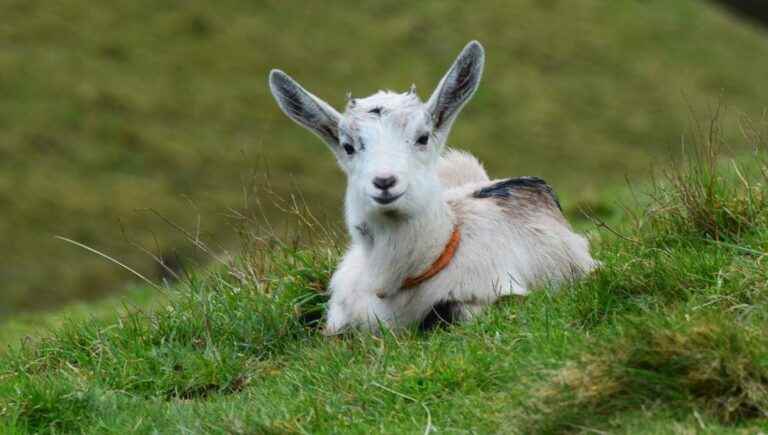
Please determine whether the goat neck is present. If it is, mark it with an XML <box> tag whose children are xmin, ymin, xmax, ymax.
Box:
<box><xmin>358</xmin><ymin>192</ymin><xmax>456</xmax><ymax>296</ymax></box>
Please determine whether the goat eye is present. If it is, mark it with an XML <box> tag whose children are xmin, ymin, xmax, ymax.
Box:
<box><xmin>342</xmin><ymin>143</ymin><xmax>355</xmax><ymax>155</ymax></box>
<box><xmin>416</xmin><ymin>134</ymin><xmax>429</xmax><ymax>146</ymax></box>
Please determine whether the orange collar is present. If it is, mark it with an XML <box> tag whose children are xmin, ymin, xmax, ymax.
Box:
<box><xmin>402</xmin><ymin>226</ymin><xmax>461</xmax><ymax>289</ymax></box>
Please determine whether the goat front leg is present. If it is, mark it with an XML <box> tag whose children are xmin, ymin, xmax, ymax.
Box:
<box><xmin>368</xmin><ymin>264</ymin><xmax>406</xmax><ymax>300</ymax></box>
<box><xmin>324</xmin><ymin>245</ymin><xmax>394</xmax><ymax>335</ymax></box>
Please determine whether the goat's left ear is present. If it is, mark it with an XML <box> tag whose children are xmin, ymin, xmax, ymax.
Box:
<box><xmin>427</xmin><ymin>41</ymin><xmax>485</xmax><ymax>134</ymax></box>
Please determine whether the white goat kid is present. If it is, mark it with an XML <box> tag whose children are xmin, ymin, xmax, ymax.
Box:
<box><xmin>269</xmin><ymin>41</ymin><xmax>597</xmax><ymax>334</ymax></box>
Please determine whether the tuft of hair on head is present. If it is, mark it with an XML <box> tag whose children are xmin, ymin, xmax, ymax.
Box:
<box><xmin>342</xmin><ymin>90</ymin><xmax>422</xmax><ymax>118</ymax></box>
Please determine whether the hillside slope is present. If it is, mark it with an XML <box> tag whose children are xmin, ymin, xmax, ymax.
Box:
<box><xmin>2</xmin><ymin>131</ymin><xmax>767</xmax><ymax>433</ymax></box>
<box><xmin>2</xmin><ymin>0</ymin><xmax>768</xmax><ymax>314</ymax></box>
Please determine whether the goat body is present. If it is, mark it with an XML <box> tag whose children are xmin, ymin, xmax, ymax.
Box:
<box><xmin>325</xmin><ymin>150</ymin><xmax>596</xmax><ymax>332</ymax></box>
<box><xmin>269</xmin><ymin>41</ymin><xmax>597</xmax><ymax>334</ymax></box>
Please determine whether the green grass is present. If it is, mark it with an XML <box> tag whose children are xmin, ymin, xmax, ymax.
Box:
<box><xmin>4</xmin><ymin>0</ymin><xmax>768</xmax><ymax>315</ymax></box>
<box><xmin>0</xmin><ymin>286</ymin><xmax>160</xmax><ymax>353</ymax></box>
<box><xmin>2</xmin><ymin>129</ymin><xmax>767</xmax><ymax>433</ymax></box>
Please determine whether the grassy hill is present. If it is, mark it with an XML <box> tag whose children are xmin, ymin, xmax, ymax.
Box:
<box><xmin>1</xmin><ymin>126</ymin><xmax>767</xmax><ymax>433</ymax></box>
<box><xmin>2</xmin><ymin>0</ymin><xmax>768</xmax><ymax>315</ymax></box>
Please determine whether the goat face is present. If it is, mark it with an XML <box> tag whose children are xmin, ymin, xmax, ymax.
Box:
<box><xmin>336</xmin><ymin>91</ymin><xmax>441</xmax><ymax>217</ymax></box>
<box><xmin>269</xmin><ymin>41</ymin><xmax>485</xmax><ymax>219</ymax></box>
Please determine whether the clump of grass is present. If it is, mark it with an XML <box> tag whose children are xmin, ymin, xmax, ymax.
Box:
<box><xmin>1</xmin><ymin>233</ymin><xmax>335</xmax><ymax>426</ymax></box>
<box><xmin>518</xmin><ymin>314</ymin><xmax>768</xmax><ymax>433</ymax></box>
<box><xmin>221</xmin><ymin>176</ymin><xmax>342</xmax><ymax>329</ymax></box>
<box><xmin>0</xmin><ymin>182</ymin><xmax>341</xmax><ymax>435</ymax></box>
<box><xmin>1</xmin><ymin>377</ymin><xmax>102</xmax><ymax>434</ymax></box>
<box><xmin>511</xmin><ymin>113</ymin><xmax>768</xmax><ymax>433</ymax></box>
<box><xmin>645</xmin><ymin>111</ymin><xmax>768</xmax><ymax>242</ymax></box>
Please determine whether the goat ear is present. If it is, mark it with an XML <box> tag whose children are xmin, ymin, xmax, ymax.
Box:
<box><xmin>269</xmin><ymin>70</ymin><xmax>341</xmax><ymax>150</ymax></box>
<box><xmin>427</xmin><ymin>41</ymin><xmax>484</xmax><ymax>134</ymax></box>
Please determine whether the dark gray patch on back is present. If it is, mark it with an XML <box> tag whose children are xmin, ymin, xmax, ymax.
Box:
<box><xmin>472</xmin><ymin>176</ymin><xmax>562</xmax><ymax>210</ymax></box>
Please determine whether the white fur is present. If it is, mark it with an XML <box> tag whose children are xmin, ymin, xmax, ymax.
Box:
<box><xmin>268</xmin><ymin>41</ymin><xmax>597</xmax><ymax>334</ymax></box>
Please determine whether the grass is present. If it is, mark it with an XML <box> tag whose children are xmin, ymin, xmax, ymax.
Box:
<box><xmin>2</xmin><ymin>124</ymin><xmax>768</xmax><ymax>433</ymax></box>
<box><xmin>4</xmin><ymin>0</ymin><xmax>768</xmax><ymax>315</ymax></box>
<box><xmin>0</xmin><ymin>286</ymin><xmax>159</xmax><ymax>354</ymax></box>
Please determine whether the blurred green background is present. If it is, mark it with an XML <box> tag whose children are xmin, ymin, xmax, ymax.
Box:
<box><xmin>1</xmin><ymin>0</ymin><xmax>767</xmax><ymax>318</ymax></box>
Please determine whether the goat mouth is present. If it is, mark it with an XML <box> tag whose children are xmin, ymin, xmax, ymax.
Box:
<box><xmin>371</xmin><ymin>192</ymin><xmax>404</xmax><ymax>205</ymax></box>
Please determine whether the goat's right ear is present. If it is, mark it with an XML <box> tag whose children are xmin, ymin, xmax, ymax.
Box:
<box><xmin>269</xmin><ymin>70</ymin><xmax>342</xmax><ymax>150</ymax></box>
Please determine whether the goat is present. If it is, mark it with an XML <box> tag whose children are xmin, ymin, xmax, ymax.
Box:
<box><xmin>269</xmin><ymin>41</ymin><xmax>597</xmax><ymax>334</ymax></box>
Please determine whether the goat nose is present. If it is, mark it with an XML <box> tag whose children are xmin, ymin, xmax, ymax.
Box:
<box><xmin>372</xmin><ymin>176</ymin><xmax>397</xmax><ymax>191</ymax></box>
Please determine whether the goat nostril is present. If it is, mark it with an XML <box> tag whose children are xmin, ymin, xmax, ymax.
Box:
<box><xmin>373</xmin><ymin>176</ymin><xmax>397</xmax><ymax>191</ymax></box>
